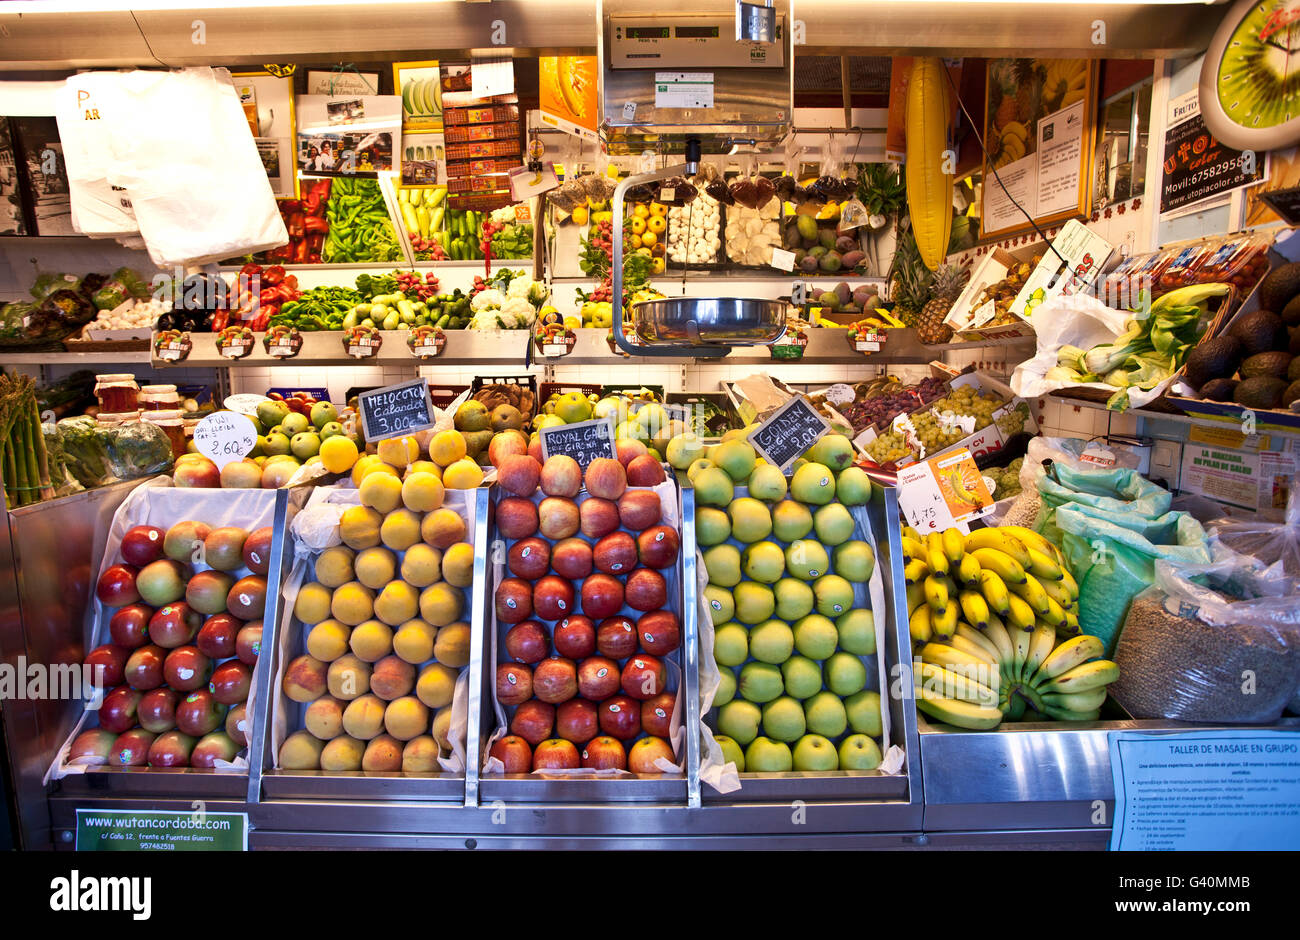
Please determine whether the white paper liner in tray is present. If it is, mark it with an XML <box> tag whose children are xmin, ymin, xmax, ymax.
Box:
<box><xmin>270</xmin><ymin>482</ymin><xmax>475</xmax><ymax>774</ymax></box>
<box><xmin>481</xmin><ymin>475</ymin><xmax>687</xmax><ymax>777</ymax></box>
<box><xmin>46</xmin><ymin>479</ymin><xmax>279</xmax><ymax>782</ymax></box>
<box><xmin>694</xmin><ymin>487</ymin><xmax>905</xmax><ymax>792</ymax></box>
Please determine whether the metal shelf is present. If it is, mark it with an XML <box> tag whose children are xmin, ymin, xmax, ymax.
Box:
<box><xmin>4</xmin><ymin>349</ymin><xmax>152</xmax><ymax>365</ymax></box>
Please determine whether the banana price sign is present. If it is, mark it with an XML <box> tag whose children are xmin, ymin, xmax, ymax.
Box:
<box><xmin>897</xmin><ymin>448</ymin><xmax>994</xmax><ymax>531</ymax></box>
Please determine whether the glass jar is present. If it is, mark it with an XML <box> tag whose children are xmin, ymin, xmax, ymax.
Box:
<box><xmin>142</xmin><ymin>409</ymin><xmax>187</xmax><ymax>459</ymax></box>
<box><xmin>140</xmin><ymin>384</ymin><xmax>179</xmax><ymax>411</ymax></box>
<box><xmin>96</xmin><ymin>411</ymin><xmax>140</xmax><ymax>428</ymax></box>
<box><xmin>94</xmin><ymin>374</ymin><xmax>140</xmax><ymax>414</ymax></box>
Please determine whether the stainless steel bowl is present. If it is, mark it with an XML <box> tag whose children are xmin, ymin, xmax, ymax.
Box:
<box><xmin>632</xmin><ymin>297</ymin><xmax>788</xmax><ymax>346</ymax></box>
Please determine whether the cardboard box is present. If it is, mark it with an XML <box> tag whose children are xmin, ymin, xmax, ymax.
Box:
<box><xmin>721</xmin><ymin>376</ymin><xmax>855</xmax><ymax>439</ymax></box>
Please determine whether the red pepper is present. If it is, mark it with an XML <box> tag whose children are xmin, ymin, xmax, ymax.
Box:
<box><xmin>262</xmin><ymin>265</ymin><xmax>286</xmax><ymax>287</ymax></box>
<box><xmin>239</xmin><ymin>262</ymin><xmax>261</xmax><ymax>278</ymax></box>
<box><xmin>211</xmin><ymin>310</ymin><xmax>230</xmax><ymax>331</ymax></box>
<box><xmin>266</xmin><ymin>245</ymin><xmax>292</xmax><ymax>262</ymax></box>
<box><xmin>283</xmin><ymin>274</ymin><xmax>299</xmax><ymax>291</ymax></box>
<box><xmin>308</xmin><ymin>252</ymin><xmax>321</xmax><ymax>263</ymax></box>
<box><xmin>293</xmin><ymin>240</ymin><xmax>309</xmax><ymax>264</ymax></box>
<box><xmin>287</xmin><ymin>212</ymin><xmax>305</xmax><ymax>240</ymax></box>
<box><xmin>303</xmin><ymin>216</ymin><xmax>329</xmax><ymax>235</ymax></box>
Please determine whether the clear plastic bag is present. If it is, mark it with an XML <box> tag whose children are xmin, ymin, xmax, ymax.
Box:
<box><xmin>106</xmin><ymin>420</ymin><xmax>174</xmax><ymax>480</ymax></box>
<box><xmin>1111</xmin><ymin>554</ymin><xmax>1300</xmax><ymax>723</ymax></box>
<box><xmin>1208</xmin><ymin>487</ymin><xmax>1300</xmax><ymax>579</ymax></box>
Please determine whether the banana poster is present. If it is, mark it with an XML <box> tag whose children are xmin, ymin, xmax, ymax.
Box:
<box><xmin>538</xmin><ymin>56</ymin><xmax>599</xmax><ymax>141</ymax></box>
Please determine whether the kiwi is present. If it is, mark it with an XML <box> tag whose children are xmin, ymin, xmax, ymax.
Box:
<box><xmin>1198</xmin><ymin>378</ymin><xmax>1238</xmax><ymax>402</ymax></box>
<box><xmin>1228</xmin><ymin>309</ymin><xmax>1287</xmax><ymax>356</ymax></box>
<box><xmin>1258</xmin><ymin>262</ymin><xmax>1300</xmax><ymax>312</ymax></box>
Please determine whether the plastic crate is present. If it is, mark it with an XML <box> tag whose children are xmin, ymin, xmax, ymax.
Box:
<box><xmin>601</xmin><ymin>383</ymin><xmax>665</xmax><ymax>399</ymax></box>
<box><xmin>429</xmin><ymin>383</ymin><xmax>470</xmax><ymax>410</ymax></box>
<box><xmin>539</xmin><ymin>382</ymin><xmax>602</xmax><ymax>401</ymax></box>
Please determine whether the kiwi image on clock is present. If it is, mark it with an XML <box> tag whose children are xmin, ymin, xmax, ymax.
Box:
<box><xmin>1200</xmin><ymin>0</ymin><xmax>1300</xmax><ymax>151</ymax></box>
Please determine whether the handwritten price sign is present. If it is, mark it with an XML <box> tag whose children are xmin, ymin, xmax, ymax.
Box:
<box><xmin>193</xmin><ymin>412</ymin><xmax>256</xmax><ymax>469</ymax></box>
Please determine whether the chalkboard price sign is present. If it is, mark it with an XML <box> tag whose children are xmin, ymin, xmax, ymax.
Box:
<box><xmin>540</xmin><ymin>418</ymin><xmax>617</xmax><ymax>470</ymax></box>
<box><xmin>747</xmin><ymin>396</ymin><xmax>831</xmax><ymax>471</ymax></box>
<box><xmin>358</xmin><ymin>378</ymin><xmax>436</xmax><ymax>443</ymax></box>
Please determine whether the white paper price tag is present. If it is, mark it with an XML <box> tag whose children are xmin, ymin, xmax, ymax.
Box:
<box><xmin>770</xmin><ymin>248</ymin><xmax>796</xmax><ymax>272</ymax></box>
<box><xmin>193</xmin><ymin>411</ymin><xmax>256</xmax><ymax>470</ymax></box>
<box><xmin>623</xmin><ymin>101</ymin><xmax>637</xmax><ymax>121</ymax></box>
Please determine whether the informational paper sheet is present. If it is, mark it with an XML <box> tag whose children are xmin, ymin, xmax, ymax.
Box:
<box><xmin>982</xmin><ymin>154</ymin><xmax>1037</xmax><ymax>235</ymax></box>
<box><xmin>1035</xmin><ymin>99</ymin><xmax>1086</xmax><ymax>217</ymax></box>
<box><xmin>654</xmin><ymin>72</ymin><xmax>714</xmax><ymax>109</ymax></box>
<box><xmin>1109</xmin><ymin>730</ymin><xmax>1300</xmax><ymax>851</ymax></box>
<box><xmin>1179</xmin><ymin>441</ymin><xmax>1262</xmax><ymax>512</ymax></box>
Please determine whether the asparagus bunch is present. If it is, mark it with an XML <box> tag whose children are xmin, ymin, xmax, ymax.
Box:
<box><xmin>0</xmin><ymin>373</ymin><xmax>55</xmax><ymax>509</ymax></box>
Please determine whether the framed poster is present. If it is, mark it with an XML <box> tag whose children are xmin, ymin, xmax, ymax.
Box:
<box><xmin>393</xmin><ymin>60</ymin><xmax>443</xmax><ymax>133</ymax></box>
<box><xmin>0</xmin><ymin>118</ymin><xmax>28</xmax><ymax>235</ymax></box>
<box><xmin>306</xmin><ymin>69</ymin><xmax>381</xmax><ymax>98</ymax></box>
<box><xmin>296</xmin><ymin>94</ymin><xmax>401</xmax><ymax>180</ymax></box>
<box><xmin>980</xmin><ymin>58</ymin><xmax>1098</xmax><ymax>239</ymax></box>
<box><xmin>233</xmin><ymin>70</ymin><xmax>297</xmax><ymax>198</ymax></box>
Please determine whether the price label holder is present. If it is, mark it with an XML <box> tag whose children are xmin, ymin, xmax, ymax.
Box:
<box><xmin>263</xmin><ymin>327</ymin><xmax>303</xmax><ymax>360</ymax></box>
<box><xmin>1109</xmin><ymin>729</ymin><xmax>1300</xmax><ymax>851</ymax></box>
<box><xmin>851</xmin><ymin>332</ymin><xmax>887</xmax><ymax>353</ymax></box>
<box><xmin>539</xmin><ymin>417</ymin><xmax>616</xmax><ymax>470</ymax></box>
<box><xmin>75</xmin><ymin>808</ymin><xmax>249</xmax><ymax>851</ymax></box>
<box><xmin>358</xmin><ymin>377</ymin><xmax>436</xmax><ymax>443</ymax></box>
<box><xmin>193</xmin><ymin>411</ymin><xmax>257</xmax><ymax>469</ymax></box>
<box><xmin>153</xmin><ymin>331</ymin><xmax>192</xmax><ymax>363</ymax></box>
<box><xmin>770</xmin><ymin>248</ymin><xmax>796</xmax><ymax>272</ymax></box>
<box><xmin>747</xmin><ymin>396</ymin><xmax>831</xmax><ymax>472</ymax></box>
<box><xmin>343</xmin><ymin>327</ymin><xmax>382</xmax><ymax>359</ymax></box>
<box><xmin>896</xmin><ymin>447</ymin><xmax>994</xmax><ymax>531</ymax></box>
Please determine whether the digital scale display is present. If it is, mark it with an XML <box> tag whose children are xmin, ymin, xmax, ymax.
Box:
<box><xmin>625</xmin><ymin>26</ymin><xmax>671</xmax><ymax>39</ymax></box>
<box><xmin>675</xmin><ymin>26</ymin><xmax>720</xmax><ymax>38</ymax></box>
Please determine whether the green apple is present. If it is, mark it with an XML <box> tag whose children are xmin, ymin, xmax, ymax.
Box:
<box><xmin>785</xmin><ymin>539</ymin><xmax>830</xmax><ymax>580</ymax></box>
<box><xmin>772</xmin><ymin>499</ymin><xmax>814</xmax><ymax>541</ymax></box>
<box><xmin>813</xmin><ymin>574</ymin><xmax>855</xmax><ymax>618</ymax></box>
<box><xmin>717</xmin><ymin>699</ymin><xmax>761</xmax><ymax>746</ymax></box>
<box><xmin>792</xmin><ymin>733</ymin><xmax>839</xmax><ymax>771</ymax></box>
<box><xmin>290</xmin><ymin>431</ymin><xmax>321</xmax><ymax>461</ymax></box>
<box><xmin>744</xmin><ymin>736</ymin><xmax>793</xmax><ymax>772</ymax></box>
<box><xmin>748</xmin><ymin>619</ymin><xmax>794</xmax><ymax>665</ymax></box>
<box><xmin>738</xmin><ymin>662</ymin><xmax>784</xmax><ymax>704</ymax></box>
<box><xmin>824</xmin><ymin>651</ymin><xmax>868</xmax><ymax>697</ymax></box>
<box><xmin>792</xmin><ymin>614</ymin><xmax>838</xmax><ymax>660</ymax></box>
<box><xmin>712</xmin><ymin>439</ymin><xmax>757</xmax><ymax>483</ymax></box>
<box><xmin>780</xmin><ymin>655</ymin><xmax>824</xmax><ymax>700</ymax></box>
<box><xmin>715</xmin><ymin>734</ymin><xmax>745</xmax><ymax>771</ymax></box>
<box><xmin>741</xmin><ymin>542</ymin><xmax>787</xmax><ymax>584</ymax></box>
<box><xmin>714</xmin><ymin>667</ymin><xmax>736</xmax><ymax>707</ymax></box>
<box><xmin>696</xmin><ymin>507</ymin><xmax>732</xmax><ymax>546</ymax></box>
<box><xmin>838</xmin><ymin>733</ymin><xmax>882</xmax><ymax>770</ymax></box>
<box><xmin>790</xmin><ymin>461</ymin><xmax>836</xmax><ymax>505</ymax></box>
<box><xmin>836</xmin><ymin>609</ymin><xmax>875</xmax><ymax>656</ymax></box>
<box><xmin>845</xmin><ymin>690</ymin><xmax>883</xmax><ymax>737</ymax></box>
<box><xmin>747</xmin><ymin>462</ymin><xmax>788</xmax><ymax>502</ymax></box>
<box><xmin>833</xmin><ymin>540</ymin><xmax>876</xmax><ymax>582</ymax></box>
<box><xmin>693</xmin><ymin>466</ymin><xmax>735</xmax><ymax>507</ymax></box>
<box><xmin>703</xmin><ymin>584</ymin><xmax>734</xmax><ymax>626</ymax></box>
<box><xmin>761</xmin><ymin>695</ymin><xmax>806</xmax><ymax>743</ymax></box>
<box><xmin>318</xmin><ymin>421</ymin><xmax>345</xmax><ymax>440</ymax></box>
<box><xmin>713</xmin><ymin>622</ymin><xmax>749</xmax><ymax>667</ymax></box>
<box><xmin>281</xmin><ymin>412</ymin><xmax>309</xmax><ymax>436</ymax></box>
<box><xmin>813</xmin><ymin>503</ymin><xmax>855</xmax><ymax>546</ymax></box>
<box><xmin>774</xmin><ymin>578</ymin><xmax>814</xmax><ymax>622</ymax></box>
<box><xmin>804</xmin><ymin>690</ymin><xmax>848</xmax><ymax>738</ymax></box>
<box><xmin>728</xmin><ymin>496</ymin><xmax>772</xmax><ymax>543</ymax></box>
<box><xmin>703</xmin><ymin>544</ymin><xmax>742</xmax><ymax>587</ymax></box>
<box><xmin>687</xmin><ymin>457</ymin><xmax>716</xmax><ymax>484</ymax></box>
<box><xmin>732</xmin><ymin>581</ymin><xmax>775</xmax><ymax>625</ymax></box>
<box><xmin>309</xmin><ymin>400</ymin><xmax>339</xmax><ymax>430</ymax></box>
<box><xmin>256</xmin><ymin>399</ymin><xmax>289</xmax><ymax>430</ymax></box>
<box><xmin>835</xmin><ymin>466</ymin><xmax>874</xmax><ymax>506</ymax></box>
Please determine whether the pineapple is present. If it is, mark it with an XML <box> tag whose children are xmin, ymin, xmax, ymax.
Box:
<box><xmin>917</xmin><ymin>264</ymin><xmax>968</xmax><ymax>345</ymax></box>
<box><xmin>888</xmin><ymin>219</ymin><xmax>932</xmax><ymax>328</ymax></box>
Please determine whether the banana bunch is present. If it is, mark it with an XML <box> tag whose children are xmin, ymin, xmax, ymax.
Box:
<box><xmin>902</xmin><ymin>525</ymin><xmax>1120</xmax><ymax>730</ymax></box>
<box><xmin>1043</xmin><ymin>59</ymin><xmax>1087</xmax><ymax>111</ymax></box>
<box><xmin>993</xmin><ymin>122</ymin><xmax>1028</xmax><ymax>169</ymax></box>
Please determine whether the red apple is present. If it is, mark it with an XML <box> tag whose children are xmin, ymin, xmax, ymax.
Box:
<box><xmin>148</xmin><ymin>602</ymin><xmax>202</xmax><ymax>649</ymax></box>
<box><xmin>533</xmin><ymin>575</ymin><xmax>575</xmax><ymax>621</ymax></box>
<box><xmin>123</xmin><ymin>644</ymin><xmax>166</xmax><ymax>691</ymax></box>
<box><xmin>108</xmin><ymin>603</ymin><xmax>154</xmax><ymax>649</ymax></box>
<box><xmin>598</xmin><ymin>695</ymin><xmax>641</xmax><ymax>740</ymax></box>
<box><xmin>580</xmin><ymin>574</ymin><xmax>624</xmax><ymax>620</ymax></box>
<box><xmin>137</xmin><ymin>687</ymin><xmax>179</xmax><ymax>733</ymax></box>
<box><xmin>625</xmin><ymin>568</ymin><xmax>668</xmax><ymax>612</ymax></box>
<box><xmin>98</xmin><ymin>686</ymin><xmax>143</xmax><ymax>733</ymax></box>
<box><xmin>638</xmin><ymin>610</ymin><xmax>681</xmax><ymax>656</ymax></box>
<box><xmin>496</xmin><ymin>663</ymin><xmax>533</xmax><ymax>706</ymax></box>
<box><xmin>96</xmin><ymin>564</ymin><xmax>140</xmax><ymax>607</ymax></box>
<box><xmin>532</xmin><ymin>738</ymin><xmax>580</xmax><ymax>770</ymax></box>
<box><xmin>581</xmin><ymin>735</ymin><xmax>627</xmax><ymax>770</ymax></box>
<box><xmin>528</xmin><ymin>436</ymin><xmax>544</xmax><ymax>464</ymax></box>
<box><xmin>532</xmin><ymin>657</ymin><xmax>578</xmax><ymax>704</ymax></box>
<box><xmin>628</xmin><ymin>735</ymin><xmax>675</xmax><ymax>773</ymax></box>
<box><xmin>641</xmin><ymin>692</ymin><xmax>676</xmax><ymax>737</ymax></box>
<box><xmin>495</xmin><ymin>577</ymin><xmax>534</xmax><ymax>624</ymax></box>
<box><xmin>84</xmin><ymin>644</ymin><xmax>129</xmax><ymax>688</ymax></box>
<box><xmin>617</xmin><ymin>489</ymin><xmax>662</xmax><ymax>531</ymax></box>
<box><xmin>553</xmin><ymin>616</ymin><xmax>596</xmax><ymax>659</ymax></box>
<box><xmin>175</xmin><ymin>689</ymin><xmax>225</xmax><ymax>737</ymax></box>
<box><xmin>593</xmin><ymin>531</ymin><xmax>637</xmax><ymax>575</ymax></box>
<box><xmin>225</xmin><ymin>703</ymin><xmax>249</xmax><ymax>747</ymax></box>
<box><xmin>489</xmin><ymin>432</ymin><xmax>530</xmax><ymax>470</ymax></box>
<box><xmin>173</xmin><ymin>455</ymin><xmax>220</xmax><ymax>488</ymax></box>
<box><xmin>538</xmin><ymin>496</ymin><xmax>580</xmax><ymax>540</ymax></box>
<box><xmin>503</xmin><ymin>620</ymin><xmax>549</xmax><ymax>664</ymax></box>
<box><xmin>136</xmin><ymin>559</ymin><xmax>188</xmax><ymax>607</ymax></box>
<box><xmin>119</xmin><ymin>524</ymin><xmax>166</xmax><ymax>567</ymax></box>
<box><xmin>242</xmin><ymin>526</ymin><xmax>274</xmax><ymax>575</ymax></box>
<box><xmin>147</xmin><ymin>730</ymin><xmax>196</xmax><ymax>768</ymax></box>
<box><xmin>109</xmin><ymin>729</ymin><xmax>156</xmax><ymax>767</ymax></box>
<box><xmin>163</xmin><ymin>645</ymin><xmax>212</xmax><ymax>692</ymax></box>
<box><xmin>579</xmin><ymin>497</ymin><xmax>621</xmax><ymax>539</ymax></box>
<box><xmin>497</xmin><ymin>497</ymin><xmax>540</xmax><ymax>540</ymax></box>
<box><xmin>626</xmin><ymin>454</ymin><xmax>667</xmax><ymax>486</ymax></box>
<box><xmin>509</xmin><ymin>699</ymin><xmax>554</xmax><ymax>746</ymax></box>
<box><xmin>584</xmin><ymin>457</ymin><xmax>627</xmax><ymax>500</ymax></box>
<box><xmin>621</xmin><ymin>654</ymin><xmax>667</xmax><ymax>700</ymax></box>
<box><xmin>236</xmin><ymin>621</ymin><xmax>262</xmax><ymax>665</ymax></box>
<box><xmin>67</xmin><ymin>728</ymin><xmax>117</xmax><ymax>766</ymax></box>
<box><xmin>540</xmin><ymin>454</ymin><xmax>582</xmax><ymax>497</ymax></box>
<box><xmin>209</xmin><ymin>660</ymin><xmax>252</xmax><ymax>705</ymax></box>
<box><xmin>550</xmin><ymin>537</ymin><xmax>593</xmax><ymax>580</ymax></box>
<box><xmin>637</xmin><ymin>525</ymin><xmax>681</xmax><ymax>569</ymax></box>
<box><xmin>489</xmin><ymin>734</ymin><xmax>532</xmax><ymax>773</ymax></box>
<box><xmin>616</xmin><ymin>438</ymin><xmax>649</xmax><ymax>467</ymax></box>
<box><xmin>498</xmin><ymin>454</ymin><xmax>542</xmax><ymax>496</ymax></box>
<box><xmin>191</xmin><ymin>731</ymin><xmax>240</xmax><ymax>768</ymax></box>
<box><xmin>577</xmin><ymin>656</ymin><xmax>622</xmax><ymax>700</ymax></box>
<box><xmin>596</xmin><ymin>616</ymin><xmax>639</xmax><ymax>659</ymax></box>
<box><xmin>196</xmin><ymin>613</ymin><xmax>241</xmax><ymax>660</ymax></box>
<box><xmin>555</xmin><ymin>698</ymin><xmax>599</xmax><ymax>745</ymax></box>
<box><xmin>507</xmin><ymin>537</ymin><xmax>551</xmax><ymax>580</ymax></box>
<box><xmin>226</xmin><ymin>575</ymin><xmax>266</xmax><ymax>620</ymax></box>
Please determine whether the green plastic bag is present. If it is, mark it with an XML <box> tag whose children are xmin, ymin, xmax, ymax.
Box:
<box><xmin>1035</xmin><ymin>464</ymin><xmax>1212</xmax><ymax>655</ymax></box>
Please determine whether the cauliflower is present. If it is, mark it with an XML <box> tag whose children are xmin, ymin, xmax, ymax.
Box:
<box><xmin>506</xmin><ymin>277</ymin><xmax>535</xmax><ymax>300</ymax></box>
<box><xmin>469</xmin><ymin>310</ymin><xmax>505</xmax><ymax>330</ymax></box>
<box><xmin>470</xmin><ymin>288</ymin><xmax>507</xmax><ymax>312</ymax></box>
<box><xmin>501</xmin><ymin>296</ymin><xmax>536</xmax><ymax>327</ymax></box>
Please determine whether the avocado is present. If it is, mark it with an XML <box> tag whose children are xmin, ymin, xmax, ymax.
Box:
<box><xmin>1281</xmin><ymin>293</ymin><xmax>1300</xmax><ymax>327</ymax></box>
<box><xmin>1286</xmin><ymin>379</ymin><xmax>1300</xmax><ymax>408</ymax></box>
<box><xmin>1183</xmin><ymin>334</ymin><xmax>1243</xmax><ymax>390</ymax></box>
<box><xmin>1257</xmin><ymin>261</ymin><xmax>1300</xmax><ymax>312</ymax></box>
<box><xmin>1291</xmin><ymin>356</ymin><xmax>1300</xmax><ymax>383</ymax></box>
<box><xmin>809</xmin><ymin>245</ymin><xmax>828</xmax><ymax>259</ymax></box>
<box><xmin>1228</xmin><ymin>309</ymin><xmax>1287</xmax><ymax>356</ymax></box>
<box><xmin>1233</xmin><ymin>375</ymin><xmax>1288</xmax><ymax>409</ymax></box>
<box><xmin>1199</xmin><ymin>378</ymin><xmax>1238</xmax><ymax>401</ymax></box>
<box><xmin>1291</xmin><ymin>325</ymin><xmax>1300</xmax><ymax>356</ymax></box>
<box><xmin>1240</xmin><ymin>350</ymin><xmax>1293</xmax><ymax>380</ymax></box>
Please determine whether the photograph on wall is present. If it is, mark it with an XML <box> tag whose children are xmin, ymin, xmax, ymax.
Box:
<box><xmin>400</xmin><ymin>132</ymin><xmax>444</xmax><ymax>186</ymax></box>
<box><xmin>296</xmin><ymin>93</ymin><xmax>402</xmax><ymax>181</ymax></box>
<box><xmin>393</xmin><ymin>60</ymin><xmax>443</xmax><ymax>132</ymax></box>
<box><xmin>10</xmin><ymin>116</ymin><xmax>75</xmax><ymax>235</ymax></box>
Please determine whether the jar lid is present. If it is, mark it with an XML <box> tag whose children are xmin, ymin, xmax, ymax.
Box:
<box><xmin>142</xmin><ymin>409</ymin><xmax>185</xmax><ymax>421</ymax></box>
<box><xmin>141</xmin><ymin>384</ymin><xmax>178</xmax><ymax>394</ymax></box>
<box><xmin>96</xmin><ymin>411</ymin><xmax>140</xmax><ymax>425</ymax></box>
<box><xmin>94</xmin><ymin>373</ymin><xmax>137</xmax><ymax>383</ymax></box>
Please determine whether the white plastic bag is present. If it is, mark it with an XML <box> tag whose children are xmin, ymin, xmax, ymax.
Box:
<box><xmin>109</xmin><ymin>68</ymin><xmax>287</xmax><ymax>266</ymax></box>
<box><xmin>54</xmin><ymin>72</ymin><xmax>138</xmax><ymax>238</ymax></box>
